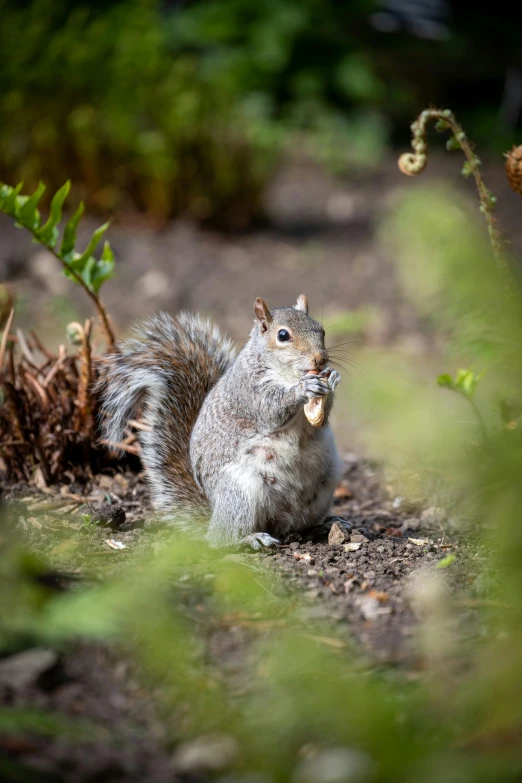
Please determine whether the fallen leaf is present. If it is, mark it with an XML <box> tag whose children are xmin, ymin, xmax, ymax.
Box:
<box><xmin>344</xmin><ymin>576</ymin><xmax>359</xmax><ymax>593</ymax></box>
<box><xmin>367</xmin><ymin>589</ymin><xmax>389</xmax><ymax>603</ymax></box>
<box><xmin>334</xmin><ymin>485</ymin><xmax>352</xmax><ymax>499</ymax></box>
<box><xmin>303</xmin><ymin>634</ymin><xmax>346</xmax><ymax>648</ymax></box>
<box><xmin>408</xmin><ymin>538</ymin><xmax>431</xmax><ymax>547</ymax></box>
<box><xmin>173</xmin><ymin>735</ymin><xmax>238</xmax><ymax>774</ymax></box>
<box><xmin>294</xmin><ymin>552</ymin><xmax>313</xmax><ymax>564</ymax></box>
<box><xmin>56</xmin><ymin>504</ymin><xmax>80</xmax><ymax>515</ymax></box>
<box><xmin>0</xmin><ymin>649</ymin><xmax>58</xmax><ymax>689</ymax></box>
<box><xmin>33</xmin><ymin>466</ymin><xmax>47</xmax><ymax>490</ymax></box>
<box><xmin>356</xmin><ymin>595</ymin><xmax>393</xmax><ymax>621</ymax></box>
<box><xmin>385</xmin><ymin>527</ymin><xmax>403</xmax><ymax>537</ymax></box>
<box><xmin>105</xmin><ymin>539</ymin><xmax>127</xmax><ymax>550</ymax></box>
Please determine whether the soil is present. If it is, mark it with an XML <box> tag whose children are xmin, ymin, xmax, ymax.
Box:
<box><xmin>1</xmin><ymin>456</ymin><xmax>461</xmax><ymax>782</ymax></box>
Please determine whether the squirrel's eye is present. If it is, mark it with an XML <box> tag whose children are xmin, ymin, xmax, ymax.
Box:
<box><xmin>277</xmin><ymin>329</ymin><xmax>291</xmax><ymax>343</ymax></box>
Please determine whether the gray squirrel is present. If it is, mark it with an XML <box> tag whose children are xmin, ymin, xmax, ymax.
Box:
<box><xmin>98</xmin><ymin>294</ymin><xmax>343</xmax><ymax>549</ymax></box>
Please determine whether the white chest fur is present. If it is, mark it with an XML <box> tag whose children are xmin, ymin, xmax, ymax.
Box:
<box><xmin>222</xmin><ymin>409</ymin><xmax>340</xmax><ymax>531</ymax></box>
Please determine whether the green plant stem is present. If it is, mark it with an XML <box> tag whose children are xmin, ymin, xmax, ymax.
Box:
<box><xmin>398</xmin><ymin>108</ymin><xmax>506</xmax><ymax>271</ymax></box>
<box><xmin>28</xmin><ymin>228</ymin><xmax>115</xmax><ymax>348</ymax></box>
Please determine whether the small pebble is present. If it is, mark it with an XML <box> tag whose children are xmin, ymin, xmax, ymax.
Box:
<box><xmin>328</xmin><ymin>522</ymin><xmax>351</xmax><ymax>546</ymax></box>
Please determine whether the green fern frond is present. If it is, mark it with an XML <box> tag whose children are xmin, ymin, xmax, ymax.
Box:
<box><xmin>0</xmin><ymin>179</ymin><xmax>115</xmax><ymax>344</ymax></box>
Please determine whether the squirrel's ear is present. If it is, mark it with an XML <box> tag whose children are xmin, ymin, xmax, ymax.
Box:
<box><xmin>294</xmin><ymin>294</ymin><xmax>308</xmax><ymax>314</ymax></box>
<box><xmin>254</xmin><ymin>297</ymin><xmax>273</xmax><ymax>333</ymax></box>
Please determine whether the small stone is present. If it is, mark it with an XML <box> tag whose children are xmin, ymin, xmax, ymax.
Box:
<box><xmin>293</xmin><ymin>747</ymin><xmax>374</xmax><ymax>783</ymax></box>
<box><xmin>294</xmin><ymin>552</ymin><xmax>314</xmax><ymax>564</ymax></box>
<box><xmin>356</xmin><ymin>595</ymin><xmax>392</xmax><ymax>621</ymax></box>
<box><xmin>289</xmin><ymin>542</ymin><xmax>300</xmax><ymax>551</ymax></box>
<box><xmin>328</xmin><ymin>522</ymin><xmax>351</xmax><ymax>546</ymax></box>
<box><xmin>350</xmin><ymin>533</ymin><xmax>366</xmax><ymax>544</ymax></box>
<box><xmin>33</xmin><ymin>466</ymin><xmax>48</xmax><ymax>491</ymax></box>
<box><xmin>408</xmin><ymin>537</ymin><xmax>431</xmax><ymax>547</ymax></box>
<box><xmin>173</xmin><ymin>735</ymin><xmax>238</xmax><ymax>773</ymax></box>
<box><xmin>0</xmin><ymin>649</ymin><xmax>58</xmax><ymax>690</ymax></box>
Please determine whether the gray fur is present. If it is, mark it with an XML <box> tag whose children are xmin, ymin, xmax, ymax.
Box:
<box><xmin>99</xmin><ymin>301</ymin><xmax>342</xmax><ymax>546</ymax></box>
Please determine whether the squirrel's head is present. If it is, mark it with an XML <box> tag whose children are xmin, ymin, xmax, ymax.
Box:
<box><xmin>252</xmin><ymin>294</ymin><xmax>328</xmax><ymax>382</ymax></box>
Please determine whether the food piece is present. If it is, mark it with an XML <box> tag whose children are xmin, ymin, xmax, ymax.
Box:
<box><xmin>304</xmin><ymin>396</ymin><xmax>325</xmax><ymax>427</ymax></box>
<box><xmin>304</xmin><ymin>369</ymin><xmax>326</xmax><ymax>427</ymax></box>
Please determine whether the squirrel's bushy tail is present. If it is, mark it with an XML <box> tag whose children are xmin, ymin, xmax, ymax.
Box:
<box><xmin>98</xmin><ymin>312</ymin><xmax>235</xmax><ymax>510</ymax></box>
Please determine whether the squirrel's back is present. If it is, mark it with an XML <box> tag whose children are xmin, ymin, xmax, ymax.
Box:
<box><xmin>98</xmin><ymin>312</ymin><xmax>235</xmax><ymax>509</ymax></box>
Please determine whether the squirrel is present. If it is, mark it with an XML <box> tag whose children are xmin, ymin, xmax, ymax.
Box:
<box><xmin>98</xmin><ymin>294</ymin><xmax>343</xmax><ymax>549</ymax></box>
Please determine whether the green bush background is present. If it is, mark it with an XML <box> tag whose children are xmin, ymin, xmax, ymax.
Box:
<box><xmin>1</xmin><ymin>0</ymin><xmax>519</xmax><ymax>226</ymax></box>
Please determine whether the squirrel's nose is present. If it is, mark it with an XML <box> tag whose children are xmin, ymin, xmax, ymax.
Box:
<box><xmin>311</xmin><ymin>351</ymin><xmax>328</xmax><ymax>370</ymax></box>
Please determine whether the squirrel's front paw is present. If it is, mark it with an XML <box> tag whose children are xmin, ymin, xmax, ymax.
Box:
<box><xmin>300</xmin><ymin>375</ymin><xmax>329</xmax><ymax>400</ymax></box>
<box><xmin>321</xmin><ymin>368</ymin><xmax>340</xmax><ymax>391</ymax></box>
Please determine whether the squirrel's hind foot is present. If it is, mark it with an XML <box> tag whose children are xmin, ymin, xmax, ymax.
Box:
<box><xmin>240</xmin><ymin>532</ymin><xmax>280</xmax><ymax>551</ymax></box>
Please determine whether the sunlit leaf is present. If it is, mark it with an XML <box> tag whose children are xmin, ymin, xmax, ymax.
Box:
<box><xmin>90</xmin><ymin>242</ymin><xmax>115</xmax><ymax>292</ymax></box>
<box><xmin>18</xmin><ymin>181</ymin><xmax>45</xmax><ymax>230</ymax></box>
<box><xmin>38</xmin><ymin>180</ymin><xmax>71</xmax><ymax>248</ymax></box>
<box><xmin>60</xmin><ymin>201</ymin><xmax>85</xmax><ymax>258</ymax></box>
<box><xmin>75</xmin><ymin>221</ymin><xmax>111</xmax><ymax>269</ymax></box>
<box><xmin>2</xmin><ymin>182</ymin><xmax>23</xmax><ymax>215</ymax></box>
<box><xmin>437</xmin><ymin>374</ymin><xmax>454</xmax><ymax>389</ymax></box>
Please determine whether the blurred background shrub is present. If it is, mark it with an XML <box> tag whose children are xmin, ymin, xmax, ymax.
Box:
<box><xmin>1</xmin><ymin>0</ymin><xmax>520</xmax><ymax>227</ymax></box>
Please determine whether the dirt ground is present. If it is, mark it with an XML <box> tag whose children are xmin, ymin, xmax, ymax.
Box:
<box><xmin>1</xmin><ymin>455</ymin><xmax>465</xmax><ymax>782</ymax></box>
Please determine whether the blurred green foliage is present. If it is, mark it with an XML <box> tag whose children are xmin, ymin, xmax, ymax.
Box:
<box><xmin>0</xmin><ymin>0</ymin><xmax>394</xmax><ymax>226</ymax></box>
<box><xmin>437</xmin><ymin>369</ymin><xmax>485</xmax><ymax>402</ymax></box>
<box><xmin>0</xmin><ymin>0</ymin><xmax>287</xmax><ymax>227</ymax></box>
<box><xmin>1</xmin><ymin>0</ymin><xmax>517</xmax><ymax>226</ymax></box>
